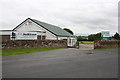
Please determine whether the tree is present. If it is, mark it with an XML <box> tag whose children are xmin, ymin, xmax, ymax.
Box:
<box><xmin>112</xmin><ymin>32</ymin><xmax>120</xmax><ymax>40</ymax></box>
<box><xmin>63</xmin><ymin>28</ymin><xmax>73</xmax><ymax>35</ymax></box>
<box><xmin>88</xmin><ymin>33</ymin><xmax>101</xmax><ymax>41</ymax></box>
<box><xmin>77</xmin><ymin>36</ymin><xmax>87</xmax><ymax>41</ymax></box>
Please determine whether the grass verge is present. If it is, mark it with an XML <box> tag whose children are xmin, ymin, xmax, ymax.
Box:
<box><xmin>80</xmin><ymin>41</ymin><xmax>94</xmax><ymax>44</ymax></box>
<box><xmin>1</xmin><ymin>47</ymin><xmax>63</xmax><ymax>55</ymax></box>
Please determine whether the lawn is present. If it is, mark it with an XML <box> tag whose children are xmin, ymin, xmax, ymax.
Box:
<box><xmin>1</xmin><ymin>47</ymin><xmax>63</xmax><ymax>55</ymax></box>
<box><xmin>80</xmin><ymin>41</ymin><xmax>94</xmax><ymax>44</ymax></box>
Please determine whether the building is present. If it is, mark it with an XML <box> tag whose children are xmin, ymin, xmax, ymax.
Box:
<box><xmin>0</xmin><ymin>18</ymin><xmax>77</xmax><ymax>47</ymax></box>
<box><xmin>0</xmin><ymin>30</ymin><xmax>12</xmax><ymax>41</ymax></box>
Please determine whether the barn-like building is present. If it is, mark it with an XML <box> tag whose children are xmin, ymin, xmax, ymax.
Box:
<box><xmin>0</xmin><ymin>18</ymin><xmax>77</xmax><ymax>47</ymax></box>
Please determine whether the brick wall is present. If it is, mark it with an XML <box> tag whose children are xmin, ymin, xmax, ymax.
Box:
<box><xmin>94</xmin><ymin>40</ymin><xmax>120</xmax><ymax>49</ymax></box>
<box><xmin>2</xmin><ymin>40</ymin><xmax>67</xmax><ymax>49</ymax></box>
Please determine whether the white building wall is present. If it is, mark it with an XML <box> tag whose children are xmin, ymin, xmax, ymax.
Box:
<box><xmin>14</xmin><ymin>19</ymin><xmax>57</xmax><ymax>40</ymax></box>
<box><xmin>58</xmin><ymin>36</ymin><xmax>77</xmax><ymax>47</ymax></box>
<box><xmin>0</xmin><ymin>30</ymin><xmax>12</xmax><ymax>35</ymax></box>
<box><xmin>45</xmin><ymin>31</ymin><xmax>57</xmax><ymax>40</ymax></box>
<box><xmin>57</xmin><ymin>36</ymin><xmax>67</xmax><ymax>40</ymax></box>
<box><xmin>67</xmin><ymin>37</ymin><xmax>77</xmax><ymax>47</ymax></box>
<box><xmin>15</xmin><ymin>19</ymin><xmax>42</xmax><ymax>32</ymax></box>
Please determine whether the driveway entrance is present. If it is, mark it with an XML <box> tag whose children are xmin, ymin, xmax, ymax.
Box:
<box><xmin>79</xmin><ymin>44</ymin><xmax>94</xmax><ymax>50</ymax></box>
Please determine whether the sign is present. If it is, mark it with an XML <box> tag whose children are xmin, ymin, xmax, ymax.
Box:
<box><xmin>101</xmin><ymin>37</ymin><xmax>111</xmax><ymax>40</ymax></box>
<box><xmin>11</xmin><ymin>32</ymin><xmax>37</xmax><ymax>40</ymax></box>
<box><xmin>101</xmin><ymin>31</ymin><xmax>110</xmax><ymax>37</ymax></box>
<box><xmin>101</xmin><ymin>31</ymin><xmax>110</xmax><ymax>40</ymax></box>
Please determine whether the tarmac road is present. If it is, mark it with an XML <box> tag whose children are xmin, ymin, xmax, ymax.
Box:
<box><xmin>2</xmin><ymin>48</ymin><xmax>118</xmax><ymax>78</ymax></box>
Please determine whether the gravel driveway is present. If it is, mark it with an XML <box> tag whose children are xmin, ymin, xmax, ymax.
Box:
<box><xmin>2</xmin><ymin>47</ymin><xmax>118</xmax><ymax>78</ymax></box>
<box><xmin>79</xmin><ymin>44</ymin><xmax>94</xmax><ymax>50</ymax></box>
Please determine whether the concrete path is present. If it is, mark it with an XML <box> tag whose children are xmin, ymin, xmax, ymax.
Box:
<box><xmin>2</xmin><ymin>48</ymin><xmax>118</xmax><ymax>78</ymax></box>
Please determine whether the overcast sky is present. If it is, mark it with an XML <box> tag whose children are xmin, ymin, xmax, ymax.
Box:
<box><xmin>0</xmin><ymin>0</ymin><xmax>119</xmax><ymax>36</ymax></box>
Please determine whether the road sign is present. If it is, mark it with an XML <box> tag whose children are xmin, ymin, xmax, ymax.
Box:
<box><xmin>101</xmin><ymin>31</ymin><xmax>110</xmax><ymax>37</ymax></box>
<box><xmin>101</xmin><ymin>31</ymin><xmax>110</xmax><ymax>40</ymax></box>
<box><xmin>101</xmin><ymin>37</ymin><xmax>111</xmax><ymax>40</ymax></box>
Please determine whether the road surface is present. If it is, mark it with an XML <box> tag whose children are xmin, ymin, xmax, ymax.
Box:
<box><xmin>2</xmin><ymin>48</ymin><xmax>118</xmax><ymax>78</ymax></box>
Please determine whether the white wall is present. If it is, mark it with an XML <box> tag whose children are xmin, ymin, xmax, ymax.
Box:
<box><xmin>15</xmin><ymin>19</ymin><xmax>42</xmax><ymax>32</ymax></box>
<box><xmin>14</xmin><ymin>19</ymin><xmax>57</xmax><ymax>40</ymax></box>
<box><xmin>0</xmin><ymin>30</ymin><xmax>12</xmax><ymax>35</ymax></box>
<box><xmin>57</xmin><ymin>36</ymin><xmax>68</xmax><ymax>40</ymax></box>
<box><xmin>67</xmin><ymin>37</ymin><xmax>77</xmax><ymax>47</ymax></box>
<box><xmin>58</xmin><ymin>36</ymin><xmax>77</xmax><ymax>47</ymax></box>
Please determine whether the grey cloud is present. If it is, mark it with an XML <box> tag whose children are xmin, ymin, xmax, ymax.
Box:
<box><xmin>0</xmin><ymin>0</ymin><xmax>118</xmax><ymax>35</ymax></box>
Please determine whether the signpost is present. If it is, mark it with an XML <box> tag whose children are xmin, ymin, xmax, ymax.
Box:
<box><xmin>101</xmin><ymin>31</ymin><xmax>110</xmax><ymax>40</ymax></box>
<box><xmin>11</xmin><ymin>32</ymin><xmax>37</xmax><ymax>40</ymax></box>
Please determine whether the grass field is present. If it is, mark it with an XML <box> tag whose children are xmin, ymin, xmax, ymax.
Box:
<box><xmin>80</xmin><ymin>41</ymin><xmax>94</xmax><ymax>44</ymax></box>
<box><xmin>1</xmin><ymin>47</ymin><xmax>63</xmax><ymax>55</ymax></box>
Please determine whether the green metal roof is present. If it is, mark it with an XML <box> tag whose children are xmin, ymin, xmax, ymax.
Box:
<box><xmin>29</xmin><ymin>18</ymin><xmax>74</xmax><ymax>37</ymax></box>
